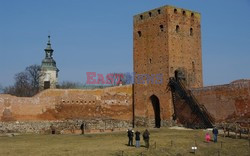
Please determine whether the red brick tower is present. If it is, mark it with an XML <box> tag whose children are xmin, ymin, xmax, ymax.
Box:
<box><xmin>133</xmin><ymin>5</ymin><xmax>203</xmax><ymax>127</ymax></box>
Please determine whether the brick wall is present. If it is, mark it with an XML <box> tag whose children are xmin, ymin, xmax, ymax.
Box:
<box><xmin>192</xmin><ymin>80</ymin><xmax>250</xmax><ymax>122</ymax></box>
<box><xmin>0</xmin><ymin>85</ymin><xmax>132</xmax><ymax>122</ymax></box>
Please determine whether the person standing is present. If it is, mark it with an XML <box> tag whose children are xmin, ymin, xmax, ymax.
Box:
<box><xmin>127</xmin><ymin>128</ymin><xmax>134</xmax><ymax>146</ymax></box>
<box><xmin>80</xmin><ymin>122</ymin><xmax>85</xmax><ymax>135</ymax></box>
<box><xmin>143</xmin><ymin>129</ymin><xmax>150</xmax><ymax>148</ymax></box>
<box><xmin>212</xmin><ymin>127</ymin><xmax>219</xmax><ymax>142</ymax></box>
<box><xmin>135</xmin><ymin>130</ymin><xmax>141</xmax><ymax>148</ymax></box>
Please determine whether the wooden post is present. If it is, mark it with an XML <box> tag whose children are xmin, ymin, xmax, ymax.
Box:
<box><xmin>239</xmin><ymin>128</ymin><xmax>242</xmax><ymax>139</ymax></box>
<box><xmin>248</xmin><ymin>124</ymin><xmax>250</xmax><ymax>140</ymax></box>
<box><xmin>121</xmin><ymin>151</ymin><xmax>124</xmax><ymax>156</ymax></box>
<box><xmin>223</xmin><ymin>124</ymin><xmax>226</xmax><ymax>138</ymax></box>
<box><xmin>248</xmin><ymin>121</ymin><xmax>250</xmax><ymax>147</ymax></box>
<box><xmin>154</xmin><ymin>141</ymin><xmax>156</xmax><ymax>149</ymax></box>
<box><xmin>218</xmin><ymin>150</ymin><xmax>220</xmax><ymax>156</ymax></box>
<box><xmin>235</xmin><ymin>124</ymin><xmax>238</xmax><ymax>139</ymax></box>
<box><xmin>221</xmin><ymin>141</ymin><xmax>223</xmax><ymax>148</ymax></box>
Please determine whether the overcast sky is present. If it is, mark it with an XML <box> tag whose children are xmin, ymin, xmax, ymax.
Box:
<box><xmin>0</xmin><ymin>0</ymin><xmax>249</xmax><ymax>87</ymax></box>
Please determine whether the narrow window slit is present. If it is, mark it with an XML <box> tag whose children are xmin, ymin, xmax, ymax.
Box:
<box><xmin>176</xmin><ymin>25</ymin><xmax>180</xmax><ymax>33</ymax></box>
<box><xmin>138</xmin><ymin>31</ymin><xmax>142</xmax><ymax>37</ymax></box>
<box><xmin>160</xmin><ymin>25</ymin><xmax>164</xmax><ymax>31</ymax></box>
<box><xmin>190</xmin><ymin>28</ymin><xmax>193</xmax><ymax>36</ymax></box>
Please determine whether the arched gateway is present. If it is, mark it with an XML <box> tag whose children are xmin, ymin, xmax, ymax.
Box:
<box><xmin>150</xmin><ymin>95</ymin><xmax>161</xmax><ymax>128</ymax></box>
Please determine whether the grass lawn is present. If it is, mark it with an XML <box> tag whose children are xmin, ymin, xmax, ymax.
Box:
<box><xmin>0</xmin><ymin>127</ymin><xmax>249</xmax><ymax>156</ymax></box>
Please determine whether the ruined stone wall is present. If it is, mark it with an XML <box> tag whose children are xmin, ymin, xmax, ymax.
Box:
<box><xmin>192</xmin><ymin>80</ymin><xmax>250</xmax><ymax>122</ymax></box>
<box><xmin>133</xmin><ymin>5</ymin><xmax>202</xmax><ymax>127</ymax></box>
<box><xmin>0</xmin><ymin>119</ymin><xmax>131</xmax><ymax>134</ymax></box>
<box><xmin>0</xmin><ymin>85</ymin><xmax>133</xmax><ymax>133</ymax></box>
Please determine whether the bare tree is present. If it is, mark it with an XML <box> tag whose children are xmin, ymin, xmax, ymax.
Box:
<box><xmin>14</xmin><ymin>71</ymin><xmax>32</xmax><ymax>96</ymax></box>
<box><xmin>3</xmin><ymin>86</ymin><xmax>15</xmax><ymax>95</ymax></box>
<box><xmin>3</xmin><ymin>64</ymin><xmax>42</xmax><ymax>97</ymax></box>
<box><xmin>25</xmin><ymin>64</ymin><xmax>42</xmax><ymax>95</ymax></box>
<box><xmin>58</xmin><ymin>81</ymin><xmax>81</xmax><ymax>89</ymax></box>
<box><xmin>106</xmin><ymin>72</ymin><xmax>132</xmax><ymax>86</ymax></box>
<box><xmin>106</xmin><ymin>73</ymin><xmax>124</xmax><ymax>86</ymax></box>
<box><xmin>121</xmin><ymin>72</ymin><xmax>133</xmax><ymax>85</ymax></box>
<box><xmin>0</xmin><ymin>84</ymin><xmax>3</xmax><ymax>93</ymax></box>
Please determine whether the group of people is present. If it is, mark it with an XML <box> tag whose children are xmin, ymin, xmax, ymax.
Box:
<box><xmin>205</xmin><ymin>127</ymin><xmax>219</xmax><ymax>143</ymax></box>
<box><xmin>127</xmin><ymin>129</ymin><xmax>150</xmax><ymax>148</ymax></box>
<box><xmin>127</xmin><ymin>127</ymin><xmax>219</xmax><ymax>148</ymax></box>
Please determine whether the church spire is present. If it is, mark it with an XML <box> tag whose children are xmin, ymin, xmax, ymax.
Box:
<box><xmin>44</xmin><ymin>35</ymin><xmax>54</xmax><ymax>58</ymax></box>
<box><xmin>40</xmin><ymin>35</ymin><xmax>59</xmax><ymax>90</ymax></box>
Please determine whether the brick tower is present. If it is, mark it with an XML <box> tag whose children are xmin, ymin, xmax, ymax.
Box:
<box><xmin>133</xmin><ymin>5</ymin><xmax>203</xmax><ymax>127</ymax></box>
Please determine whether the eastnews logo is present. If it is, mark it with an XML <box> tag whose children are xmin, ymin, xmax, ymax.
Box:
<box><xmin>86</xmin><ymin>72</ymin><xmax>163</xmax><ymax>85</ymax></box>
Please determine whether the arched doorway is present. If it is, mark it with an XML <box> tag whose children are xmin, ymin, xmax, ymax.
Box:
<box><xmin>150</xmin><ymin>95</ymin><xmax>161</xmax><ymax>128</ymax></box>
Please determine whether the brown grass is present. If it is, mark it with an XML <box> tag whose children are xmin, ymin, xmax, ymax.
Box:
<box><xmin>0</xmin><ymin>127</ymin><xmax>249</xmax><ymax>156</ymax></box>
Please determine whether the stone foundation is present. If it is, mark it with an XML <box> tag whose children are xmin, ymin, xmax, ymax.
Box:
<box><xmin>0</xmin><ymin>119</ymin><xmax>132</xmax><ymax>134</ymax></box>
<box><xmin>134</xmin><ymin>116</ymin><xmax>175</xmax><ymax>127</ymax></box>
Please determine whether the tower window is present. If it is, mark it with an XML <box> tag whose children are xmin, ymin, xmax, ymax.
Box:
<box><xmin>138</xmin><ymin>31</ymin><xmax>142</xmax><ymax>37</ymax></box>
<box><xmin>149</xmin><ymin>58</ymin><xmax>152</xmax><ymax>64</ymax></box>
<box><xmin>191</xmin><ymin>13</ymin><xmax>194</xmax><ymax>17</ymax></box>
<box><xmin>183</xmin><ymin>11</ymin><xmax>186</xmax><ymax>15</ymax></box>
<box><xmin>158</xmin><ymin>9</ymin><xmax>161</xmax><ymax>14</ymax></box>
<box><xmin>149</xmin><ymin>12</ymin><xmax>152</xmax><ymax>17</ymax></box>
<box><xmin>174</xmin><ymin>8</ymin><xmax>177</xmax><ymax>14</ymax></box>
<box><xmin>160</xmin><ymin>25</ymin><xmax>164</xmax><ymax>31</ymax></box>
<box><xmin>140</xmin><ymin>15</ymin><xmax>143</xmax><ymax>20</ymax></box>
<box><xmin>190</xmin><ymin>28</ymin><xmax>193</xmax><ymax>36</ymax></box>
<box><xmin>176</xmin><ymin>25</ymin><xmax>180</xmax><ymax>33</ymax></box>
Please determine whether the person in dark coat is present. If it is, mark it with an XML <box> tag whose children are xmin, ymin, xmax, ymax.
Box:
<box><xmin>127</xmin><ymin>128</ymin><xmax>134</xmax><ymax>146</ymax></box>
<box><xmin>135</xmin><ymin>130</ymin><xmax>141</xmax><ymax>148</ymax></box>
<box><xmin>143</xmin><ymin>129</ymin><xmax>150</xmax><ymax>148</ymax></box>
<box><xmin>212</xmin><ymin>127</ymin><xmax>219</xmax><ymax>142</ymax></box>
<box><xmin>80</xmin><ymin>122</ymin><xmax>85</xmax><ymax>135</ymax></box>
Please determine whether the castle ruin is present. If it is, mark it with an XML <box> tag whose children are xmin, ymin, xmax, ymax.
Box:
<box><xmin>0</xmin><ymin>5</ymin><xmax>249</xmax><ymax>133</ymax></box>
